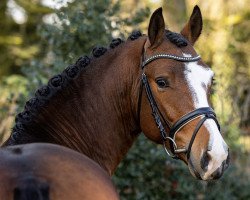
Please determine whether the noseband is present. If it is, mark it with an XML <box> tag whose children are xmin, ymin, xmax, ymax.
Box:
<box><xmin>140</xmin><ymin>52</ymin><xmax>220</xmax><ymax>160</ymax></box>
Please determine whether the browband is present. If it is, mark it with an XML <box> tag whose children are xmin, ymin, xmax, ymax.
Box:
<box><xmin>142</xmin><ymin>53</ymin><xmax>201</xmax><ymax>69</ymax></box>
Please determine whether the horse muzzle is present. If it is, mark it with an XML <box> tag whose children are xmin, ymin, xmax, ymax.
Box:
<box><xmin>188</xmin><ymin>149</ymin><xmax>230</xmax><ymax>180</ymax></box>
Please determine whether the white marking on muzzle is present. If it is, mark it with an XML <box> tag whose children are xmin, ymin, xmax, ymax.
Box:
<box><xmin>203</xmin><ymin>119</ymin><xmax>228</xmax><ymax>179</ymax></box>
<box><xmin>183</xmin><ymin>53</ymin><xmax>228</xmax><ymax>179</ymax></box>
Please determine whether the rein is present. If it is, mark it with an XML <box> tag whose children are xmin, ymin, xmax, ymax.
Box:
<box><xmin>139</xmin><ymin>51</ymin><xmax>220</xmax><ymax>160</ymax></box>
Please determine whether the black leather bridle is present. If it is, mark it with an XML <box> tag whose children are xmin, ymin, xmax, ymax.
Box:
<box><xmin>140</xmin><ymin>51</ymin><xmax>220</xmax><ymax>159</ymax></box>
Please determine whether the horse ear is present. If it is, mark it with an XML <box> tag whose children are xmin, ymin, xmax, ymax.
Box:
<box><xmin>180</xmin><ymin>5</ymin><xmax>203</xmax><ymax>45</ymax></box>
<box><xmin>148</xmin><ymin>7</ymin><xmax>165</xmax><ymax>49</ymax></box>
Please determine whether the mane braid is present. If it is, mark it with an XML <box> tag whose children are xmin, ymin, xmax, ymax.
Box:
<box><xmin>128</xmin><ymin>30</ymin><xmax>143</xmax><ymax>40</ymax></box>
<box><xmin>11</xmin><ymin>31</ymin><xmax>143</xmax><ymax>143</ymax></box>
<box><xmin>165</xmin><ymin>30</ymin><xmax>188</xmax><ymax>47</ymax></box>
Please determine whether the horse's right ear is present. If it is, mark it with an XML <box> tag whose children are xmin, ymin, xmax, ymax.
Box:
<box><xmin>148</xmin><ymin>7</ymin><xmax>165</xmax><ymax>49</ymax></box>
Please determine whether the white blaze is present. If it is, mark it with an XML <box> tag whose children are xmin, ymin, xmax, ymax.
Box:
<box><xmin>183</xmin><ymin>53</ymin><xmax>228</xmax><ymax>179</ymax></box>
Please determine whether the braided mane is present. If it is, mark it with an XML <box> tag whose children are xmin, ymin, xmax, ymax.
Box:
<box><xmin>11</xmin><ymin>30</ymin><xmax>186</xmax><ymax>141</ymax></box>
<box><xmin>165</xmin><ymin>30</ymin><xmax>188</xmax><ymax>47</ymax></box>
<box><xmin>11</xmin><ymin>31</ymin><xmax>143</xmax><ymax>141</ymax></box>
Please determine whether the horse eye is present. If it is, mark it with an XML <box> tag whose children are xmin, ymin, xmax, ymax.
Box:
<box><xmin>156</xmin><ymin>78</ymin><xmax>169</xmax><ymax>88</ymax></box>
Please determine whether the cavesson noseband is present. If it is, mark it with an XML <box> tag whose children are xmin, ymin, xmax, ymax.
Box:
<box><xmin>140</xmin><ymin>52</ymin><xmax>220</xmax><ymax>160</ymax></box>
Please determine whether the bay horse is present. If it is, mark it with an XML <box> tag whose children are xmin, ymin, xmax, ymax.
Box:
<box><xmin>1</xmin><ymin>5</ymin><xmax>229</xmax><ymax>199</ymax></box>
<box><xmin>0</xmin><ymin>143</ymin><xmax>119</xmax><ymax>200</ymax></box>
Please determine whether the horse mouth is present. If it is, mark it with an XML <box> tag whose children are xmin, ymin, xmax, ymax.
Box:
<box><xmin>187</xmin><ymin>158</ymin><xmax>202</xmax><ymax>180</ymax></box>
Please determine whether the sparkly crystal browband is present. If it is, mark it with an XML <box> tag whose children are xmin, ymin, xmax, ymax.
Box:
<box><xmin>142</xmin><ymin>54</ymin><xmax>201</xmax><ymax>69</ymax></box>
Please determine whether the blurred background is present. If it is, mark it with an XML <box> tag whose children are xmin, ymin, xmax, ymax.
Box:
<box><xmin>0</xmin><ymin>0</ymin><xmax>249</xmax><ymax>199</ymax></box>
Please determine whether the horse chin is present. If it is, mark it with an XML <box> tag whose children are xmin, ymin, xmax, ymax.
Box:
<box><xmin>187</xmin><ymin>159</ymin><xmax>202</xmax><ymax>180</ymax></box>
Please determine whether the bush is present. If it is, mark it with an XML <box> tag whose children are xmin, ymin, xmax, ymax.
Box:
<box><xmin>114</xmin><ymin>135</ymin><xmax>250</xmax><ymax>200</ymax></box>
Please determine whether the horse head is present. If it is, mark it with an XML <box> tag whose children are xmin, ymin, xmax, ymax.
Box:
<box><xmin>139</xmin><ymin>6</ymin><xmax>229</xmax><ymax>180</ymax></box>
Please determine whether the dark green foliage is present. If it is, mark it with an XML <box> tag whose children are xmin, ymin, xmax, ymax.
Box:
<box><xmin>0</xmin><ymin>0</ymin><xmax>52</xmax><ymax>76</ymax></box>
<box><xmin>114</xmin><ymin>135</ymin><xmax>250</xmax><ymax>200</ymax></box>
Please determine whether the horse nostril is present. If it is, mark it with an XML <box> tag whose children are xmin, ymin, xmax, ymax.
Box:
<box><xmin>200</xmin><ymin>151</ymin><xmax>210</xmax><ymax>171</ymax></box>
<box><xmin>211</xmin><ymin>167</ymin><xmax>223</xmax><ymax>179</ymax></box>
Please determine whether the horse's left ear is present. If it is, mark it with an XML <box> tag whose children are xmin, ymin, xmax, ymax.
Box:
<box><xmin>148</xmin><ymin>7</ymin><xmax>165</xmax><ymax>49</ymax></box>
<box><xmin>181</xmin><ymin>5</ymin><xmax>203</xmax><ymax>45</ymax></box>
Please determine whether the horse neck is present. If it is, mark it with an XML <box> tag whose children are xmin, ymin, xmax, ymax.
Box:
<box><xmin>72</xmin><ymin>39</ymin><xmax>145</xmax><ymax>174</ymax></box>
<box><xmin>8</xmin><ymin>37</ymin><xmax>146</xmax><ymax>175</ymax></box>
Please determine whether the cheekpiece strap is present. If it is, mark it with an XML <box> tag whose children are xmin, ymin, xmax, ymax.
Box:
<box><xmin>142</xmin><ymin>73</ymin><xmax>168</xmax><ymax>140</ymax></box>
<box><xmin>142</xmin><ymin>54</ymin><xmax>201</xmax><ymax>69</ymax></box>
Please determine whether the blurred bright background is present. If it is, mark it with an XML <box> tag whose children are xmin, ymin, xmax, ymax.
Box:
<box><xmin>0</xmin><ymin>0</ymin><xmax>249</xmax><ymax>199</ymax></box>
